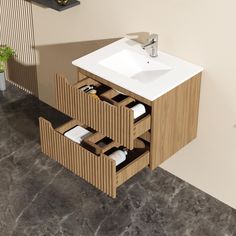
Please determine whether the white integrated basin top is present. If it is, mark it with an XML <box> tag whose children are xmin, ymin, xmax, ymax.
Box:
<box><xmin>99</xmin><ymin>49</ymin><xmax>171</xmax><ymax>78</ymax></box>
<box><xmin>72</xmin><ymin>38</ymin><xmax>203</xmax><ymax>101</ymax></box>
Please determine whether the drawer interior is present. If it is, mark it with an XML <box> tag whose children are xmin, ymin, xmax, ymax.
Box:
<box><xmin>104</xmin><ymin>138</ymin><xmax>149</xmax><ymax>172</ymax></box>
<box><xmin>48</xmin><ymin>118</ymin><xmax>150</xmax><ymax>169</ymax></box>
<box><xmin>56</xmin><ymin>119</ymin><xmax>150</xmax><ymax>171</ymax></box>
<box><xmin>74</xmin><ymin>77</ymin><xmax>111</xmax><ymax>96</ymax></box>
<box><xmin>76</xmin><ymin>77</ymin><xmax>151</xmax><ymax>119</ymax></box>
<box><xmin>139</xmin><ymin>130</ymin><xmax>151</xmax><ymax>143</ymax></box>
<box><xmin>55</xmin><ymin>119</ymin><xmax>119</xmax><ymax>156</ymax></box>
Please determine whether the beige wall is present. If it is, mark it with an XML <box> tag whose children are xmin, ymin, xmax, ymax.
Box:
<box><xmin>155</xmin><ymin>1</ymin><xmax>236</xmax><ymax>209</ymax></box>
<box><xmin>32</xmin><ymin>0</ymin><xmax>156</xmax><ymax>45</ymax></box>
<box><xmin>32</xmin><ymin>0</ymin><xmax>157</xmax><ymax>106</ymax></box>
<box><xmin>32</xmin><ymin>0</ymin><xmax>236</xmax><ymax>208</ymax></box>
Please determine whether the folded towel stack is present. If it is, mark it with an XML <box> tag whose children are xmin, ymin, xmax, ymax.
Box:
<box><xmin>64</xmin><ymin>126</ymin><xmax>92</xmax><ymax>144</ymax></box>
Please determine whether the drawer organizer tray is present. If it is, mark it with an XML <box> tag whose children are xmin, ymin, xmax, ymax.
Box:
<box><xmin>39</xmin><ymin>118</ymin><xmax>150</xmax><ymax>198</ymax></box>
<box><xmin>55</xmin><ymin>74</ymin><xmax>151</xmax><ymax>149</ymax></box>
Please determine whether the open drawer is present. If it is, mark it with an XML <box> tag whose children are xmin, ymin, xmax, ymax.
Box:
<box><xmin>55</xmin><ymin>74</ymin><xmax>151</xmax><ymax>150</ymax></box>
<box><xmin>39</xmin><ymin>118</ymin><xmax>150</xmax><ymax>198</ymax></box>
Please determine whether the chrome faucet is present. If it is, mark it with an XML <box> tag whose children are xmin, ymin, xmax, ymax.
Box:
<box><xmin>142</xmin><ymin>34</ymin><xmax>158</xmax><ymax>57</ymax></box>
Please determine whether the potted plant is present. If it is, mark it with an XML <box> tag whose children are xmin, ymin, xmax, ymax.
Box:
<box><xmin>0</xmin><ymin>45</ymin><xmax>15</xmax><ymax>91</ymax></box>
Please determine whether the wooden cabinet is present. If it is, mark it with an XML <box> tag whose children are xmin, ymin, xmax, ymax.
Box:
<box><xmin>39</xmin><ymin>69</ymin><xmax>202</xmax><ymax>198</ymax></box>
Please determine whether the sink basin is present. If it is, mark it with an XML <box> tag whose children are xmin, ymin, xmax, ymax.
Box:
<box><xmin>99</xmin><ymin>49</ymin><xmax>171</xmax><ymax>79</ymax></box>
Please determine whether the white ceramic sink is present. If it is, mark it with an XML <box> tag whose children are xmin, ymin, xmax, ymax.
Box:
<box><xmin>72</xmin><ymin>38</ymin><xmax>203</xmax><ymax>101</ymax></box>
<box><xmin>99</xmin><ymin>49</ymin><xmax>171</xmax><ymax>79</ymax></box>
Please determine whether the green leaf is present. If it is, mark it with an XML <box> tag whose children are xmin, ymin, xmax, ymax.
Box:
<box><xmin>0</xmin><ymin>45</ymin><xmax>15</xmax><ymax>72</ymax></box>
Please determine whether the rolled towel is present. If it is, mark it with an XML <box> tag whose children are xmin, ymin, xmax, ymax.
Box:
<box><xmin>64</xmin><ymin>126</ymin><xmax>92</xmax><ymax>144</ymax></box>
<box><xmin>109</xmin><ymin>149</ymin><xmax>128</xmax><ymax>166</ymax></box>
<box><xmin>131</xmin><ymin>103</ymin><xmax>146</xmax><ymax>119</ymax></box>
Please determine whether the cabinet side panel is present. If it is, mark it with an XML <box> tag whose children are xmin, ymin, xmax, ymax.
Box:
<box><xmin>150</xmin><ymin>74</ymin><xmax>202</xmax><ymax>170</ymax></box>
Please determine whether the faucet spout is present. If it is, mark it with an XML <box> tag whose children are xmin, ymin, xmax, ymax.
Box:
<box><xmin>142</xmin><ymin>40</ymin><xmax>155</xmax><ymax>49</ymax></box>
<box><xmin>142</xmin><ymin>34</ymin><xmax>158</xmax><ymax>57</ymax></box>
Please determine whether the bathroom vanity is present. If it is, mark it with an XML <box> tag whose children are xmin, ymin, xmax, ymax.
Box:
<box><xmin>39</xmin><ymin>38</ymin><xmax>203</xmax><ymax>198</ymax></box>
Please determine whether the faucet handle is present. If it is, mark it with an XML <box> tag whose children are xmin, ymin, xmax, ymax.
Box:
<box><xmin>149</xmin><ymin>34</ymin><xmax>158</xmax><ymax>43</ymax></box>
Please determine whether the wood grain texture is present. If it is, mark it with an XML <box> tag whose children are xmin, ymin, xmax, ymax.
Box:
<box><xmin>40</xmin><ymin>67</ymin><xmax>202</xmax><ymax>196</ymax></box>
<box><xmin>133</xmin><ymin>115</ymin><xmax>151</xmax><ymax>139</ymax></box>
<box><xmin>83</xmin><ymin>132</ymin><xmax>120</xmax><ymax>155</ymax></box>
<box><xmin>39</xmin><ymin>117</ymin><xmax>117</xmax><ymax>198</ymax></box>
<box><xmin>55</xmin><ymin>74</ymin><xmax>151</xmax><ymax>150</ymax></box>
<box><xmin>0</xmin><ymin>0</ymin><xmax>38</xmax><ymax>95</ymax></box>
<box><xmin>150</xmin><ymin>73</ymin><xmax>202</xmax><ymax>170</ymax></box>
<box><xmin>77</xmin><ymin>71</ymin><xmax>87</xmax><ymax>81</ymax></box>
<box><xmin>139</xmin><ymin>131</ymin><xmax>151</xmax><ymax>143</ymax></box>
<box><xmin>39</xmin><ymin>117</ymin><xmax>150</xmax><ymax>198</ymax></box>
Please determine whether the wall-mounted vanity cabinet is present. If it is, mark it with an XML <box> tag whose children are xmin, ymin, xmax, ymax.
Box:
<box><xmin>39</xmin><ymin>38</ymin><xmax>203</xmax><ymax>198</ymax></box>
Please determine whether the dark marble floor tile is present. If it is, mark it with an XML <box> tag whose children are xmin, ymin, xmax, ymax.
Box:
<box><xmin>0</xmin><ymin>83</ymin><xmax>236</xmax><ymax>236</ymax></box>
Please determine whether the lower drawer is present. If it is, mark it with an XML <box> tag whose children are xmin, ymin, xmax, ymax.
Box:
<box><xmin>39</xmin><ymin>118</ymin><xmax>150</xmax><ymax>198</ymax></box>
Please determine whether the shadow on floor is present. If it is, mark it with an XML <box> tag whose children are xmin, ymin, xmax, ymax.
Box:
<box><xmin>0</xmin><ymin>84</ymin><xmax>70</xmax><ymax>141</ymax></box>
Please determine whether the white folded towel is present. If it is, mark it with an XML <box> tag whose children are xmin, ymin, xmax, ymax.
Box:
<box><xmin>64</xmin><ymin>126</ymin><xmax>92</xmax><ymax>144</ymax></box>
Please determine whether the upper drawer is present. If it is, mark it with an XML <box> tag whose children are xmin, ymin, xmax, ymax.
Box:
<box><xmin>55</xmin><ymin>74</ymin><xmax>151</xmax><ymax>149</ymax></box>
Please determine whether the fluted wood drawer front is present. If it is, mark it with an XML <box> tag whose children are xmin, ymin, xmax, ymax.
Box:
<box><xmin>55</xmin><ymin>74</ymin><xmax>151</xmax><ymax>150</ymax></box>
<box><xmin>39</xmin><ymin>118</ymin><xmax>150</xmax><ymax>198</ymax></box>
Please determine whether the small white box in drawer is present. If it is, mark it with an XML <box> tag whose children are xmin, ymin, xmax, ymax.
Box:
<box><xmin>64</xmin><ymin>126</ymin><xmax>92</xmax><ymax>144</ymax></box>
